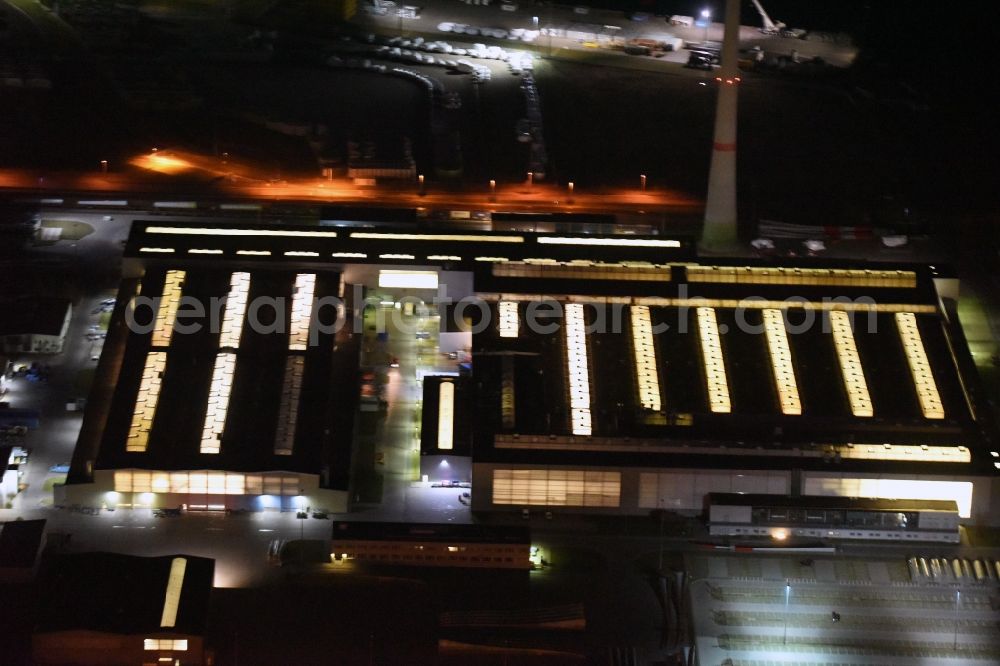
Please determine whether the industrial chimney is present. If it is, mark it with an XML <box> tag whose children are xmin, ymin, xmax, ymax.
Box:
<box><xmin>699</xmin><ymin>0</ymin><xmax>742</xmax><ymax>253</ymax></box>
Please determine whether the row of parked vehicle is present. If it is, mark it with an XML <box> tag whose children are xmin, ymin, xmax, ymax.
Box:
<box><xmin>519</xmin><ymin>72</ymin><xmax>547</xmax><ymax>178</ymax></box>
<box><xmin>907</xmin><ymin>556</ymin><xmax>1000</xmax><ymax>585</ymax></box>
<box><xmin>437</xmin><ymin>22</ymin><xmax>541</xmax><ymax>43</ymax></box>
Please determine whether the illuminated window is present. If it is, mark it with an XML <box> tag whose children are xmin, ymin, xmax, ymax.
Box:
<box><xmin>288</xmin><ymin>274</ymin><xmax>316</xmax><ymax>351</ymax></box>
<box><xmin>564</xmin><ymin>304</ymin><xmax>592</xmax><ymax>436</ymax></box>
<box><xmin>630</xmin><ymin>306</ymin><xmax>661</xmax><ymax>411</ymax></box>
<box><xmin>200</xmin><ymin>352</ymin><xmax>236</xmax><ymax>454</ymax></box>
<box><xmin>438</xmin><ymin>382</ymin><xmax>455</xmax><ymax>450</ymax></box>
<box><xmin>427</xmin><ymin>255</ymin><xmax>462</xmax><ymax>261</ymax></box>
<box><xmin>697</xmin><ymin>307</ymin><xmax>731</xmax><ymax>413</ymax></box>
<box><xmin>236</xmin><ymin>249</ymin><xmax>271</xmax><ymax>256</ymax></box>
<box><xmin>151</xmin><ymin>270</ymin><xmax>185</xmax><ymax>347</ymax></box>
<box><xmin>143</xmin><ymin>639</ymin><xmax>189</xmax><ymax>651</ymax></box>
<box><xmin>492</xmin><ymin>469</ymin><xmax>621</xmax><ymax>507</ymax></box>
<box><xmin>635</xmin><ymin>297</ymin><xmax>935</xmax><ymax>315</ymax></box>
<box><xmin>379</xmin><ymin>253</ymin><xmax>416</xmax><ymax>260</ymax></box>
<box><xmin>151</xmin><ymin>473</ymin><xmax>169</xmax><ymax>493</ymax></box>
<box><xmin>127</xmin><ymin>352</ymin><xmax>167</xmax><ymax>452</ymax></box>
<box><xmin>378</xmin><ymin>270</ymin><xmax>438</xmax><ymax>289</ymax></box>
<box><xmin>140</xmin><ymin>247</ymin><xmax>174</xmax><ymax>253</ymax></box>
<box><xmin>114</xmin><ymin>470</ymin><xmax>298</xmax><ymax>496</ymax></box>
<box><xmin>896</xmin><ymin>312</ymin><xmax>944</xmax><ymax>419</ymax></box>
<box><xmin>351</xmin><ymin>232</ymin><xmax>523</xmax><ymax>243</ymax></box>
<box><xmin>188</xmin><ymin>248</ymin><xmax>223</xmax><ymax>255</ymax></box>
<box><xmin>537</xmin><ymin>236</ymin><xmax>681</xmax><ymax>248</ymax></box>
<box><xmin>159</xmin><ymin>558</ymin><xmax>186</xmax><ymax>628</ymax></box>
<box><xmin>825</xmin><ymin>443</ymin><xmax>969</xmax><ymax>463</ymax></box>
<box><xmin>284</xmin><ymin>250</ymin><xmax>319</xmax><ymax>257</ymax></box>
<box><xmin>804</xmin><ymin>476</ymin><xmax>972</xmax><ymax>518</ymax></box>
<box><xmin>498</xmin><ymin>301</ymin><xmax>519</xmax><ymax>338</ymax></box>
<box><xmin>829</xmin><ymin>311</ymin><xmax>873</xmax><ymax>417</ymax></box>
<box><xmin>494</xmin><ymin>261</ymin><xmax>673</xmax><ymax>282</ymax></box>
<box><xmin>146</xmin><ymin>226</ymin><xmax>335</xmax><ymax>238</ymax></box>
<box><xmin>481</xmin><ymin>294</ymin><xmax>935</xmax><ymax>315</ymax></box>
<box><xmin>762</xmin><ymin>309</ymin><xmax>801</xmax><ymax>415</ymax></box>
<box><xmin>274</xmin><ymin>356</ymin><xmax>304</xmax><ymax>456</ymax></box>
<box><xmin>332</xmin><ymin>252</ymin><xmax>367</xmax><ymax>259</ymax></box>
<box><xmin>219</xmin><ymin>272</ymin><xmax>250</xmax><ymax>349</ymax></box>
<box><xmin>686</xmin><ymin>265</ymin><xmax>916</xmax><ymax>288</ymax></box>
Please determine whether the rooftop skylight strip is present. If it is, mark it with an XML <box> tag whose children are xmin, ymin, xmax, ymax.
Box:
<box><xmin>896</xmin><ymin>312</ymin><xmax>944</xmax><ymax>419</ymax></box>
<box><xmin>763</xmin><ymin>309</ymin><xmax>802</xmax><ymax>416</ymax></box>
<box><xmin>630</xmin><ymin>306</ymin><xmax>661</xmax><ymax>411</ymax></box>
<box><xmin>565</xmin><ymin>303</ymin><xmax>593</xmax><ymax>436</ymax></box>
<box><xmin>829</xmin><ymin>311</ymin><xmax>873</xmax><ymax>417</ymax></box>
<box><xmin>697</xmin><ymin>307</ymin><xmax>731</xmax><ymax>414</ymax></box>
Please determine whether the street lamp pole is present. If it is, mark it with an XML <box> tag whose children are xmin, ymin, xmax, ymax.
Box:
<box><xmin>783</xmin><ymin>581</ymin><xmax>790</xmax><ymax>645</ymax></box>
<box><xmin>656</xmin><ymin>499</ymin><xmax>665</xmax><ymax>572</ymax></box>
<box><xmin>954</xmin><ymin>589</ymin><xmax>960</xmax><ymax>650</ymax></box>
<box><xmin>702</xmin><ymin>9</ymin><xmax>712</xmax><ymax>42</ymax></box>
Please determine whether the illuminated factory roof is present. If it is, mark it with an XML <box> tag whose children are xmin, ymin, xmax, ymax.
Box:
<box><xmin>461</xmin><ymin>239</ymin><xmax>993</xmax><ymax>475</ymax></box>
<box><xmin>471</xmin><ymin>295</ymin><xmax>997</xmax><ymax>474</ymax></box>
<box><xmin>84</xmin><ymin>266</ymin><xmax>357</xmax><ymax>481</ymax></box>
<box><xmin>125</xmin><ymin>221</ymin><xmax>696</xmax><ymax>270</ymax></box>
<box><xmin>113</xmin><ymin>223</ymin><xmax>998</xmax><ymax>477</ymax></box>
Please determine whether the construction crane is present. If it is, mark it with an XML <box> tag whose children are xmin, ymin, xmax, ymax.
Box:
<box><xmin>750</xmin><ymin>0</ymin><xmax>785</xmax><ymax>34</ymax></box>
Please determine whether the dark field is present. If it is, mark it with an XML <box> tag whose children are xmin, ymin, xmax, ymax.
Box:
<box><xmin>2</xmin><ymin>0</ymin><xmax>997</xmax><ymax>233</ymax></box>
<box><xmin>535</xmin><ymin>59</ymin><xmax>960</xmax><ymax>226</ymax></box>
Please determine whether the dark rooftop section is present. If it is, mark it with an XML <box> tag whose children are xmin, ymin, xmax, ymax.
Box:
<box><xmin>35</xmin><ymin>552</ymin><xmax>214</xmax><ymax>636</ymax></box>
<box><xmin>708</xmin><ymin>493</ymin><xmax>960</xmax><ymax>513</ymax></box>
<box><xmin>331</xmin><ymin>521</ymin><xmax>530</xmax><ymax>544</ymax></box>
<box><xmin>0</xmin><ymin>519</ymin><xmax>46</xmax><ymax>569</ymax></box>
<box><xmin>207</xmin><ymin>578</ymin><xmax>436</xmax><ymax>666</ymax></box>
<box><xmin>0</xmin><ymin>298</ymin><xmax>70</xmax><ymax>336</ymax></box>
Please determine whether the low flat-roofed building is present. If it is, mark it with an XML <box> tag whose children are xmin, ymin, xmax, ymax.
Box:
<box><xmin>330</xmin><ymin>521</ymin><xmax>531</xmax><ymax>569</ymax></box>
<box><xmin>706</xmin><ymin>493</ymin><xmax>961</xmax><ymax>543</ymax></box>
<box><xmin>0</xmin><ymin>298</ymin><xmax>71</xmax><ymax>354</ymax></box>
<box><xmin>33</xmin><ymin>552</ymin><xmax>214</xmax><ymax>666</ymax></box>
<box><xmin>419</xmin><ymin>376</ymin><xmax>473</xmax><ymax>482</ymax></box>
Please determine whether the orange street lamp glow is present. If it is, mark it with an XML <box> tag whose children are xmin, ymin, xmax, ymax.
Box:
<box><xmin>131</xmin><ymin>152</ymin><xmax>193</xmax><ymax>175</ymax></box>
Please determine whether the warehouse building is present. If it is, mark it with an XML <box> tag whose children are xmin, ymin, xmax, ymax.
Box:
<box><xmin>33</xmin><ymin>552</ymin><xmax>214</xmax><ymax>666</ymax></box>
<box><xmin>468</xmin><ymin>256</ymin><xmax>1000</xmax><ymax>525</ymax></box>
<box><xmin>64</xmin><ymin>222</ymin><xmax>1000</xmax><ymax>524</ymax></box>
<box><xmin>0</xmin><ymin>298</ymin><xmax>72</xmax><ymax>354</ymax></box>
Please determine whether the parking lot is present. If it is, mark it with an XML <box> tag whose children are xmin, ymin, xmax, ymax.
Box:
<box><xmin>689</xmin><ymin>552</ymin><xmax>1000</xmax><ymax>665</ymax></box>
